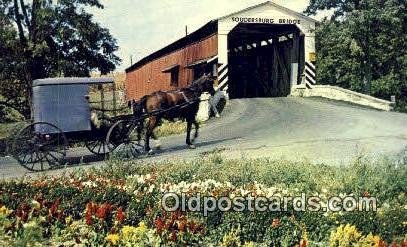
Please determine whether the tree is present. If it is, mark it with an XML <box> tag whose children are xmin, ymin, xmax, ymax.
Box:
<box><xmin>0</xmin><ymin>0</ymin><xmax>120</xmax><ymax>119</ymax></box>
<box><xmin>306</xmin><ymin>0</ymin><xmax>407</xmax><ymax>104</ymax></box>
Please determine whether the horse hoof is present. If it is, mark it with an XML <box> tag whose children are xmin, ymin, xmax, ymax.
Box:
<box><xmin>188</xmin><ymin>144</ymin><xmax>196</xmax><ymax>149</ymax></box>
<box><xmin>147</xmin><ymin>149</ymin><xmax>155</xmax><ymax>155</ymax></box>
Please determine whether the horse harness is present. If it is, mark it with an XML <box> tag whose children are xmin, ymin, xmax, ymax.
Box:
<box><xmin>180</xmin><ymin>91</ymin><xmax>190</xmax><ymax>102</ymax></box>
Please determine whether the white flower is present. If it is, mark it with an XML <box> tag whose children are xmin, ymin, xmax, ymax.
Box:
<box><xmin>137</xmin><ymin>176</ymin><xmax>145</xmax><ymax>184</ymax></box>
<box><xmin>239</xmin><ymin>188</ymin><xmax>250</xmax><ymax>196</ymax></box>
<box><xmin>148</xmin><ymin>184</ymin><xmax>155</xmax><ymax>193</ymax></box>
<box><xmin>31</xmin><ymin>200</ymin><xmax>41</xmax><ymax>209</ymax></box>
<box><xmin>82</xmin><ymin>181</ymin><xmax>97</xmax><ymax>188</ymax></box>
<box><xmin>23</xmin><ymin>221</ymin><xmax>37</xmax><ymax>229</ymax></box>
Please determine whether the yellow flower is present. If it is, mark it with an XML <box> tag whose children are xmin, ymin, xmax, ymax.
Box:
<box><xmin>0</xmin><ymin>206</ymin><xmax>11</xmax><ymax>216</ymax></box>
<box><xmin>329</xmin><ymin>224</ymin><xmax>362</xmax><ymax>247</ymax></box>
<box><xmin>138</xmin><ymin>221</ymin><xmax>147</xmax><ymax>232</ymax></box>
<box><xmin>359</xmin><ymin>233</ymin><xmax>382</xmax><ymax>247</ymax></box>
<box><xmin>70</xmin><ymin>220</ymin><xmax>80</xmax><ymax>229</ymax></box>
<box><xmin>23</xmin><ymin>221</ymin><xmax>37</xmax><ymax>229</ymax></box>
<box><xmin>121</xmin><ymin>222</ymin><xmax>149</xmax><ymax>243</ymax></box>
<box><xmin>122</xmin><ymin>225</ymin><xmax>137</xmax><ymax>239</ymax></box>
<box><xmin>106</xmin><ymin>233</ymin><xmax>120</xmax><ymax>246</ymax></box>
<box><xmin>243</xmin><ymin>241</ymin><xmax>255</xmax><ymax>247</ymax></box>
<box><xmin>65</xmin><ymin>216</ymin><xmax>73</xmax><ymax>226</ymax></box>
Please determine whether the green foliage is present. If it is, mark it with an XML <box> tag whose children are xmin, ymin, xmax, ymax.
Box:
<box><xmin>0</xmin><ymin>0</ymin><xmax>121</xmax><ymax>118</ymax></box>
<box><xmin>310</xmin><ymin>0</ymin><xmax>407</xmax><ymax>109</ymax></box>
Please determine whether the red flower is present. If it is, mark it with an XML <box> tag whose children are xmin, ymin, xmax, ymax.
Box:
<box><xmin>155</xmin><ymin>217</ymin><xmax>164</xmax><ymax>235</ymax></box>
<box><xmin>16</xmin><ymin>203</ymin><xmax>30</xmax><ymax>222</ymax></box>
<box><xmin>271</xmin><ymin>218</ymin><xmax>280</xmax><ymax>228</ymax></box>
<box><xmin>86</xmin><ymin>202</ymin><xmax>96</xmax><ymax>214</ymax></box>
<box><xmin>85</xmin><ymin>202</ymin><xmax>96</xmax><ymax>225</ymax></box>
<box><xmin>170</xmin><ymin>230</ymin><xmax>177</xmax><ymax>242</ymax></box>
<box><xmin>178</xmin><ymin>219</ymin><xmax>187</xmax><ymax>232</ymax></box>
<box><xmin>116</xmin><ymin>207</ymin><xmax>125</xmax><ymax>223</ymax></box>
<box><xmin>188</xmin><ymin>221</ymin><xmax>202</xmax><ymax>234</ymax></box>
<box><xmin>172</xmin><ymin>211</ymin><xmax>179</xmax><ymax>221</ymax></box>
<box><xmin>96</xmin><ymin>203</ymin><xmax>113</xmax><ymax>220</ymax></box>
<box><xmin>85</xmin><ymin>212</ymin><xmax>92</xmax><ymax>225</ymax></box>
<box><xmin>389</xmin><ymin>240</ymin><xmax>407</xmax><ymax>247</ymax></box>
<box><xmin>49</xmin><ymin>199</ymin><xmax>60</xmax><ymax>217</ymax></box>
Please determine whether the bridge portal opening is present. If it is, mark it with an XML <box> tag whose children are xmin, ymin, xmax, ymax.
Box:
<box><xmin>227</xmin><ymin>23</ymin><xmax>304</xmax><ymax>99</ymax></box>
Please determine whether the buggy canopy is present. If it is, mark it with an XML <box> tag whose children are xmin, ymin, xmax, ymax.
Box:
<box><xmin>32</xmin><ymin>77</ymin><xmax>114</xmax><ymax>133</ymax></box>
<box><xmin>33</xmin><ymin>77</ymin><xmax>114</xmax><ymax>87</ymax></box>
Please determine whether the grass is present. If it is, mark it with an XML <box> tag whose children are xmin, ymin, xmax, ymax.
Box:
<box><xmin>155</xmin><ymin>120</ymin><xmax>187</xmax><ymax>137</ymax></box>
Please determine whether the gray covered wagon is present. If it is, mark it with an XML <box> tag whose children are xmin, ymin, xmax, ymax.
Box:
<box><xmin>11</xmin><ymin>77</ymin><xmax>143</xmax><ymax>171</ymax></box>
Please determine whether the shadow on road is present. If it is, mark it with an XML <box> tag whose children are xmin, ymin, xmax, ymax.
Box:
<box><xmin>25</xmin><ymin>137</ymin><xmax>240</xmax><ymax>172</ymax></box>
<box><xmin>64</xmin><ymin>153</ymin><xmax>106</xmax><ymax>166</ymax></box>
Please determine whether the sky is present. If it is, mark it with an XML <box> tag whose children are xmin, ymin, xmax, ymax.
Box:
<box><xmin>89</xmin><ymin>0</ymin><xmax>328</xmax><ymax>72</ymax></box>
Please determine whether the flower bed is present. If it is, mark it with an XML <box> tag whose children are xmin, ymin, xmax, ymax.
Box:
<box><xmin>0</xmin><ymin>154</ymin><xmax>406</xmax><ymax>246</ymax></box>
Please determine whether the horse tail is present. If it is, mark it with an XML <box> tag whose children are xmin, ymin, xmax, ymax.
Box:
<box><xmin>132</xmin><ymin>96</ymin><xmax>148</xmax><ymax>143</ymax></box>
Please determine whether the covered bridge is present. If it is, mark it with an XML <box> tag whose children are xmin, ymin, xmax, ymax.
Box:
<box><xmin>125</xmin><ymin>1</ymin><xmax>317</xmax><ymax>101</ymax></box>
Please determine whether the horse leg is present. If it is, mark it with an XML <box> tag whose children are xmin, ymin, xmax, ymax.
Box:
<box><xmin>136</xmin><ymin>120</ymin><xmax>144</xmax><ymax>145</ymax></box>
<box><xmin>145</xmin><ymin>117</ymin><xmax>158</xmax><ymax>154</ymax></box>
<box><xmin>192</xmin><ymin>120</ymin><xmax>199</xmax><ymax>142</ymax></box>
<box><xmin>186</xmin><ymin>120</ymin><xmax>195</xmax><ymax>149</ymax></box>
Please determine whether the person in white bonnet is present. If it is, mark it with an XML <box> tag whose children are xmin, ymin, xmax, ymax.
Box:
<box><xmin>209</xmin><ymin>89</ymin><xmax>227</xmax><ymax>118</ymax></box>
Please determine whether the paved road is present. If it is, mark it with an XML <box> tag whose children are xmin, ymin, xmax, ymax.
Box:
<box><xmin>1</xmin><ymin>97</ymin><xmax>407</xmax><ymax>178</ymax></box>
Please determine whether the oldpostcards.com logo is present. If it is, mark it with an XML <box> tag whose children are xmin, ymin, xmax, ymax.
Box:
<box><xmin>161</xmin><ymin>193</ymin><xmax>377</xmax><ymax>216</ymax></box>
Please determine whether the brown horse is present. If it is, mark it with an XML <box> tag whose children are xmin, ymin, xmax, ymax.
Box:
<box><xmin>131</xmin><ymin>74</ymin><xmax>216</xmax><ymax>153</ymax></box>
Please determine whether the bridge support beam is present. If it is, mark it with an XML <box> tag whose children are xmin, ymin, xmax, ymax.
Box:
<box><xmin>290</xmin><ymin>31</ymin><xmax>300</xmax><ymax>92</ymax></box>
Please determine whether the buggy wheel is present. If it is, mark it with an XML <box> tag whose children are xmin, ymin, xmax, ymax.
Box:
<box><xmin>86</xmin><ymin>115</ymin><xmax>116</xmax><ymax>156</ymax></box>
<box><xmin>106</xmin><ymin>120</ymin><xmax>145</xmax><ymax>159</ymax></box>
<box><xmin>85</xmin><ymin>140</ymin><xmax>114</xmax><ymax>156</ymax></box>
<box><xmin>12</xmin><ymin>122</ymin><xmax>68</xmax><ymax>171</ymax></box>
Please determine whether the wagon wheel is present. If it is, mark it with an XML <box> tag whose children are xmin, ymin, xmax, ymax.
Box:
<box><xmin>106</xmin><ymin>120</ymin><xmax>145</xmax><ymax>159</ymax></box>
<box><xmin>85</xmin><ymin>139</ymin><xmax>115</xmax><ymax>156</ymax></box>
<box><xmin>85</xmin><ymin>116</ymin><xmax>115</xmax><ymax>156</ymax></box>
<box><xmin>12</xmin><ymin>122</ymin><xmax>68</xmax><ymax>171</ymax></box>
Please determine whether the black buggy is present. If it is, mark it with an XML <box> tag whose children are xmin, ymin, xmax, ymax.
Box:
<box><xmin>11</xmin><ymin>77</ymin><xmax>143</xmax><ymax>171</ymax></box>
